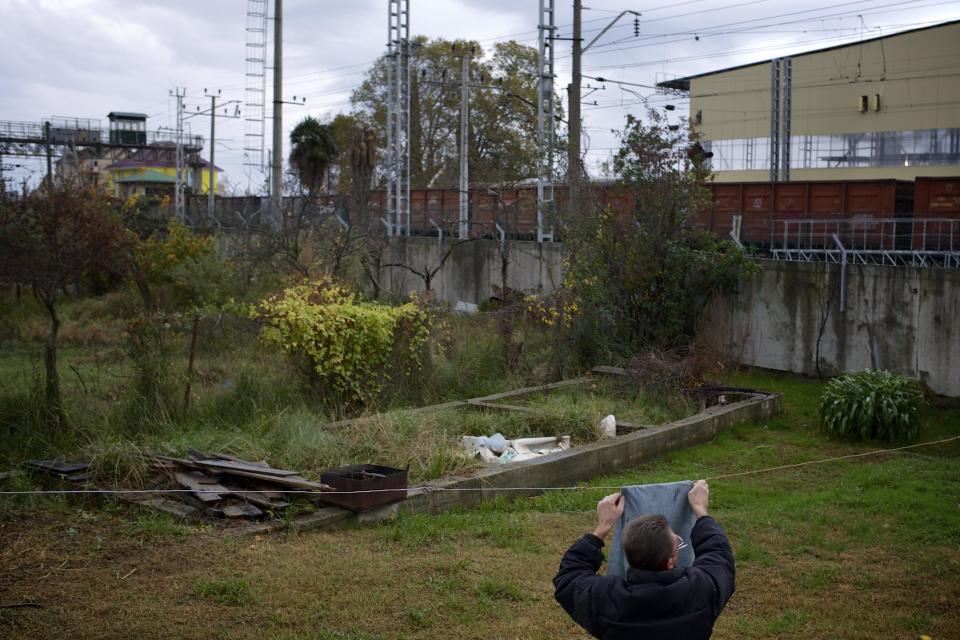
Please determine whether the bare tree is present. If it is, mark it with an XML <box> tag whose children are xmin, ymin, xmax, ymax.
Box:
<box><xmin>0</xmin><ymin>182</ymin><xmax>132</xmax><ymax>421</ymax></box>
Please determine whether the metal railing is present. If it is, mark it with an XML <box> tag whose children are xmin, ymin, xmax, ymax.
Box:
<box><xmin>0</xmin><ymin>120</ymin><xmax>203</xmax><ymax>150</ymax></box>
<box><xmin>771</xmin><ymin>217</ymin><xmax>960</xmax><ymax>268</ymax></box>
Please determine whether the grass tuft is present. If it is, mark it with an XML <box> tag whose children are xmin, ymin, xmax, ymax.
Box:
<box><xmin>193</xmin><ymin>576</ymin><xmax>255</xmax><ymax>606</ymax></box>
<box><xmin>476</xmin><ymin>578</ymin><xmax>525</xmax><ymax>602</ymax></box>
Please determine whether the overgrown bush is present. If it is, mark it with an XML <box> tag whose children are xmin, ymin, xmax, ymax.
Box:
<box><xmin>561</xmin><ymin>110</ymin><xmax>755</xmax><ymax>355</ymax></box>
<box><xmin>626</xmin><ymin>341</ymin><xmax>731</xmax><ymax>396</ymax></box>
<box><xmin>819</xmin><ymin>370</ymin><xmax>924</xmax><ymax>442</ymax></box>
<box><xmin>252</xmin><ymin>278</ymin><xmax>431</xmax><ymax>405</ymax></box>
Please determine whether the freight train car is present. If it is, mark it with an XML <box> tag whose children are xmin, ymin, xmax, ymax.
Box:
<box><xmin>297</xmin><ymin>178</ymin><xmax>959</xmax><ymax>254</ymax></box>
<box><xmin>913</xmin><ymin>176</ymin><xmax>960</xmax><ymax>251</ymax></box>
<box><xmin>699</xmin><ymin>180</ymin><xmax>914</xmax><ymax>248</ymax></box>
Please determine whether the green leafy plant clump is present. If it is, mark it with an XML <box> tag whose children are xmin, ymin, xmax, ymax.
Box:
<box><xmin>252</xmin><ymin>278</ymin><xmax>430</xmax><ymax>404</ymax></box>
<box><xmin>819</xmin><ymin>370</ymin><xmax>924</xmax><ymax>442</ymax></box>
<box><xmin>193</xmin><ymin>576</ymin><xmax>255</xmax><ymax>606</ymax></box>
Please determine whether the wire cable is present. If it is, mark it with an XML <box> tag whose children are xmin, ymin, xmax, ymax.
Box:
<box><xmin>2</xmin><ymin>436</ymin><xmax>955</xmax><ymax>496</ymax></box>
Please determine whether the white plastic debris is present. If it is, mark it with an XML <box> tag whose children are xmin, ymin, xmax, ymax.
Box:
<box><xmin>600</xmin><ymin>415</ymin><xmax>617</xmax><ymax>439</ymax></box>
<box><xmin>462</xmin><ymin>434</ymin><xmax>570</xmax><ymax>464</ymax></box>
<box><xmin>454</xmin><ymin>301</ymin><xmax>479</xmax><ymax>314</ymax></box>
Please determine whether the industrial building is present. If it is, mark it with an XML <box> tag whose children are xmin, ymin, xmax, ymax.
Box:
<box><xmin>57</xmin><ymin>112</ymin><xmax>221</xmax><ymax>198</ymax></box>
<box><xmin>658</xmin><ymin>20</ymin><xmax>960</xmax><ymax>182</ymax></box>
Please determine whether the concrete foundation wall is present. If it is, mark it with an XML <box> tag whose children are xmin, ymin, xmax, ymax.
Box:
<box><xmin>236</xmin><ymin>391</ymin><xmax>780</xmax><ymax>536</ymax></box>
<box><xmin>402</xmin><ymin>392</ymin><xmax>780</xmax><ymax>516</ymax></box>
<box><xmin>702</xmin><ymin>260</ymin><xmax>960</xmax><ymax>397</ymax></box>
<box><xmin>380</xmin><ymin>237</ymin><xmax>564</xmax><ymax>304</ymax></box>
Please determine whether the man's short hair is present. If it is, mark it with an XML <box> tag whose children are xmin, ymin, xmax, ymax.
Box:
<box><xmin>622</xmin><ymin>514</ymin><xmax>674</xmax><ymax>571</ymax></box>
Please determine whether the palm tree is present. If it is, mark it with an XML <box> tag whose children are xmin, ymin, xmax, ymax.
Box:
<box><xmin>289</xmin><ymin>116</ymin><xmax>338</xmax><ymax>196</ymax></box>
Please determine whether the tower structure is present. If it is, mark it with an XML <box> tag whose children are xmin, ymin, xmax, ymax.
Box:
<box><xmin>537</xmin><ymin>0</ymin><xmax>556</xmax><ymax>242</ymax></box>
<box><xmin>172</xmin><ymin>87</ymin><xmax>187</xmax><ymax>222</ymax></box>
<box><xmin>386</xmin><ymin>0</ymin><xmax>411</xmax><ymax>237</ymax></box>
<box><xmin>244</xmin><ymin>0</ymin><xmax>269</xmax><ymax>175</ymax></box>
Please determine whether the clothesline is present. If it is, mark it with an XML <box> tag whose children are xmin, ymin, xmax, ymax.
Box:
<box><xmin>1</xmin><ymin>435</ymin><xmax>955</xmax><ymax>496</ymax></box>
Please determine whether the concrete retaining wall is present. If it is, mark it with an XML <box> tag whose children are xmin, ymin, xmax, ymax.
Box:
<box><xmin>380</xmin><ymin>237</ymin><xmax>564</xmax><ymax>305</ymax></box>
<box><xmin>402</xmin><ymin>391</ymin><xmax>779</xmax><ymax>515</ymax></box>
<box><xmin>701</xmin><ymin>260</ymin><xmax>960</xmax><ymax>397</ymax></box>
<box><xmin>236</xmin><ymin>390</ymin><xmax>779</xmax><ymax>536</ymax></box>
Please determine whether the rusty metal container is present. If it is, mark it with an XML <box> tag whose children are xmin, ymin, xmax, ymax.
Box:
<box><xmin>320</xmin><ymin>464</ymin><xmax>408</xmax><ymax>512</ymax></box>
<box><xmin>913</xmin><ymin>176</ymin><xmax>960</xmax><ymax>251</ymax></box>
<box><xmin>703</xmin><ymin>179</ymin><xmax>914</xmax><ymax>248</ymax></box>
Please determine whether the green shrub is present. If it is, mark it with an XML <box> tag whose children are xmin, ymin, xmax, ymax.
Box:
<box><xmin>252</xmin><ymin>278</ymin><xmax>430</xmax><ymax>405</ymax></box>
<box><xmin>819</xmin><ymin>370</ymin><xmax>923</xmax><ymax>442</ymax></box>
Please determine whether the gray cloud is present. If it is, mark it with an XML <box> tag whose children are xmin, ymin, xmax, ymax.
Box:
<box><xmin>2</xmin><ymin>0</ymin><xmax>958</xmax><ymax>188</ymax></box>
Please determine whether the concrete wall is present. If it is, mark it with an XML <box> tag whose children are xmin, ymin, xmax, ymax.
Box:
<box><xmin>402</xmin><ymin>392</ymin><xmax>780</xmax><ymax>516</ymax></box>
<box><xmin>702</xmin><ymin>260</ymin><xmax>960</xmax><ymax>397</ymax></box>
<box><xmin>380</xmin><ymin>236</ymin><xmax>565</xmax><ymax>305</ymax></box>
<box><xmin>235</xmin><ymin>391</ymin><xmax>781</xmax><ymax>536</ymax></box>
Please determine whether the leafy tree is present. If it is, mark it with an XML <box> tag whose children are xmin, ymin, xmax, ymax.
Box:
<box><xmin>351</xmin><ymin>38</ymin><xmax>552</xmax><ymax>189</ymax></box>
<box><xmin>289</xmin><ymin>116</ymin><xmax>338</xmax><ymax>196</ymax></box>
<box><xmin>122</xmin><ymin>196</ymin><xmax>229</xmax><ymax>313</ymax></box>
<box><xmin>563</xmin><ymin>109</ymin><xmax>753</xmax><ymax>352</ymax></box>
<box><xmin>0</xmin><ymin>183</ymin><xmax>133</xmax><ymax>421</ymax></box>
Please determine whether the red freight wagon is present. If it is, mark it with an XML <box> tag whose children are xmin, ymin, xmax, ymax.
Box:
<box><xmin>703</xmin><ymin>180</ymin><xmax>913</xmax><ymax>248</ymax></box>
<box><xmin>913</xmin><ymin>176</ymin><xmax>960</xmax><ymax>251</ymax></box>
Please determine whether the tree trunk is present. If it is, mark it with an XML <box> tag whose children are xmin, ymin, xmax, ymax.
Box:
<box><xmin>135</xmin><ymin>274</ymin><xmax>156</xmax><ymax>316</ymax></box>
<box><xmin>39</xmin><ymin>292</ymin><xmax>64</xmax><ymax>424</ymax></box>
<box><xmin>183</xmin><ymin>314</ymin><xmax>200</xmax><ymax>413</ymax></box>
<box><xmin>499</xmin><ymin>251</ymin><xmax>513</xmax><ymax>369</ymax></box>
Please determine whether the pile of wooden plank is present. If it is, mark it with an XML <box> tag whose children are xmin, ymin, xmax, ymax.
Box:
<box><xmin>22</xmin><ymin>459</ymin><xmax>91</xmax><ymax>482</ymax></box>
<box><xmin>132</xmin><ymin>449</ymin><xmax>334</xmax><ymax>521</ymax></box>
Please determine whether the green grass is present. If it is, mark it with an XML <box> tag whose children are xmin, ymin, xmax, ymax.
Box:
<box><xmin>193</xmin><ymin>576</ymin><xmax>255</xmax><ymax>606</ymax></box>
<box><xmin>1</xmin><ymin>295</ymin><xmax>685</xmax><ymax>487</ymax></box>
<box><xmin>476</xmin><ymin>577</ymin><xmax>525</xmax><ymax>602</ymax></box>
<box><xmin>1</xmin><ymin>368</ymin><xmax>958</xmax><ymax>639</ymax></box>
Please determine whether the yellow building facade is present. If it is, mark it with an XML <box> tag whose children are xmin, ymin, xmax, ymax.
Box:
<box><xmin>660</xmin><ymin>20</ymin><xmax>960</xmax><ymax>182</ymax></box>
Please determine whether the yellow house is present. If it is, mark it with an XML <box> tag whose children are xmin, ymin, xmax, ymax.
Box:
<box><xmin>658</xmin><ymin>20</ymin><xmax>960</xmax><ymax>182</ymax></box>
<box><xmin>106</xmin><ymin>146</ymin><xmax>220</xmax><ymax>198</ymax></box>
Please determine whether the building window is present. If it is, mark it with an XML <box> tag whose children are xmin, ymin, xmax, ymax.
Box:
<box><xmin>704</xmin><ymin>128</ymin><xmax>960</xmax><ymax>171</ymax></box>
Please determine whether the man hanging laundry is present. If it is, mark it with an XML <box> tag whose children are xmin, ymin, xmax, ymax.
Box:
<box><xmin>553</xmin><ymin>480</ymin><xmax>735</xmax><ymax>640</ymax></box>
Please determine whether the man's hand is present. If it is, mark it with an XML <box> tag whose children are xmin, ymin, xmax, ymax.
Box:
<box><xmin>688</xmin><ymin>480</ymin><xmax>709</xmax><ymax>519</ymax></box>
<box><xmin>592</xmin><ymin>493</ymin><xmax>624</xmax><ymax>540</ymax></box>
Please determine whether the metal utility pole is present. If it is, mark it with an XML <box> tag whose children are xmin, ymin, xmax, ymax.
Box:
<box><xmin>44</xmin><ymin>121</ymin><xmax>52</xmax><ymax>187</ymax></box>
<box><xmin>567</xmin><ymin>0</ymin><xmax>582</xmax><ymax>217</ymax></box>
<box><xmin>780</xmin><ymin>57</ymin><xmax>793</xmax><ymax>182</ymax></box>
<box><xmin>386</xmin><ymin>0</ymin><xmax>411</xmax><ymax>237</ymax></box>
<box><xmin>209</xmin><ymin>94</ymin><xmax>217</xmax><ymax>215</ymax></box>
<box><xmin>171</xmin><ymin>87</ymin><xmax>187</xmax><ymax>222</ymax></box>
<box><xmin>458</xmin><ymin>53</ymin><xmax>471</xmax><ymax>240</ymax></box>
<box><xmin>185</xmin><ymin>92</ymin><xmax>241</xmax><ymax>218</ymax></box>
<box><xmin>272</xmin><ymin>0</ymin><xmax>283</xmax><ymax>227</ymax></box>
<box><xmin>537</xmin><ymin>0</ymin><xmax>556</xmax><ymax>242</ymax></box>
<box><xmin>568</xmin><ymin>6</ymin><xmax>641</xmax><ymax>219</ymax></box>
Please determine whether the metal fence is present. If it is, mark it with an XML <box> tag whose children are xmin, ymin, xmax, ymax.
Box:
<box><xmin>771</xmin><ymin>217</ymin><xmax>960</xmax><ymax>268</ymax></box>
<box><xmin>0</xmin><ymin>120</ymin><xmax>203</xmax><ymax>150</ymax></box>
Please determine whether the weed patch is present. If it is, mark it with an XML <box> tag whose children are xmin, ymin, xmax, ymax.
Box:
<box><xmin>476</xmin><ymin>577</ymin><xmax>525</xmax><ymax>602</ymax></box>
<box><xmin>193</xmin><ymin>575</ymin><xmax>255</xmax><ymax>606</ymax></box>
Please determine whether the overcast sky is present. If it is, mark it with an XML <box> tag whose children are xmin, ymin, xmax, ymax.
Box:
<box><xmin>2</xmin><ymin>0</ymin><xmax>958</xmax><ymax>192</ymax></box>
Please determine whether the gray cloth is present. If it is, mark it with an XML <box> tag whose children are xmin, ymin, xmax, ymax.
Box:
<box><xmin>606</xmin><ymin>481</ymin><xmax>696</xmax><ymax>577</ymax></box>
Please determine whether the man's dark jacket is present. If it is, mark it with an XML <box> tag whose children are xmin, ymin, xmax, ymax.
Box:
<box><xmin>553</xmin><ymin>515</ymin><xmax>735</xmax><ymax>640</ymax></box>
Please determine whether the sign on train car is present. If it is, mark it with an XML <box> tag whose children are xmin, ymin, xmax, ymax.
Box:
<box><xmin>913</xmin><ymin>176</ymin><xmax>960</xmax><ymax>251</ymax></box>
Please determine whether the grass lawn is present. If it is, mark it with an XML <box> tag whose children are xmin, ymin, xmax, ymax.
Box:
<box><xmin>1</xmin><ymin>370</ymin><xmax>958</xmax><ymax>639</ymax></box>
